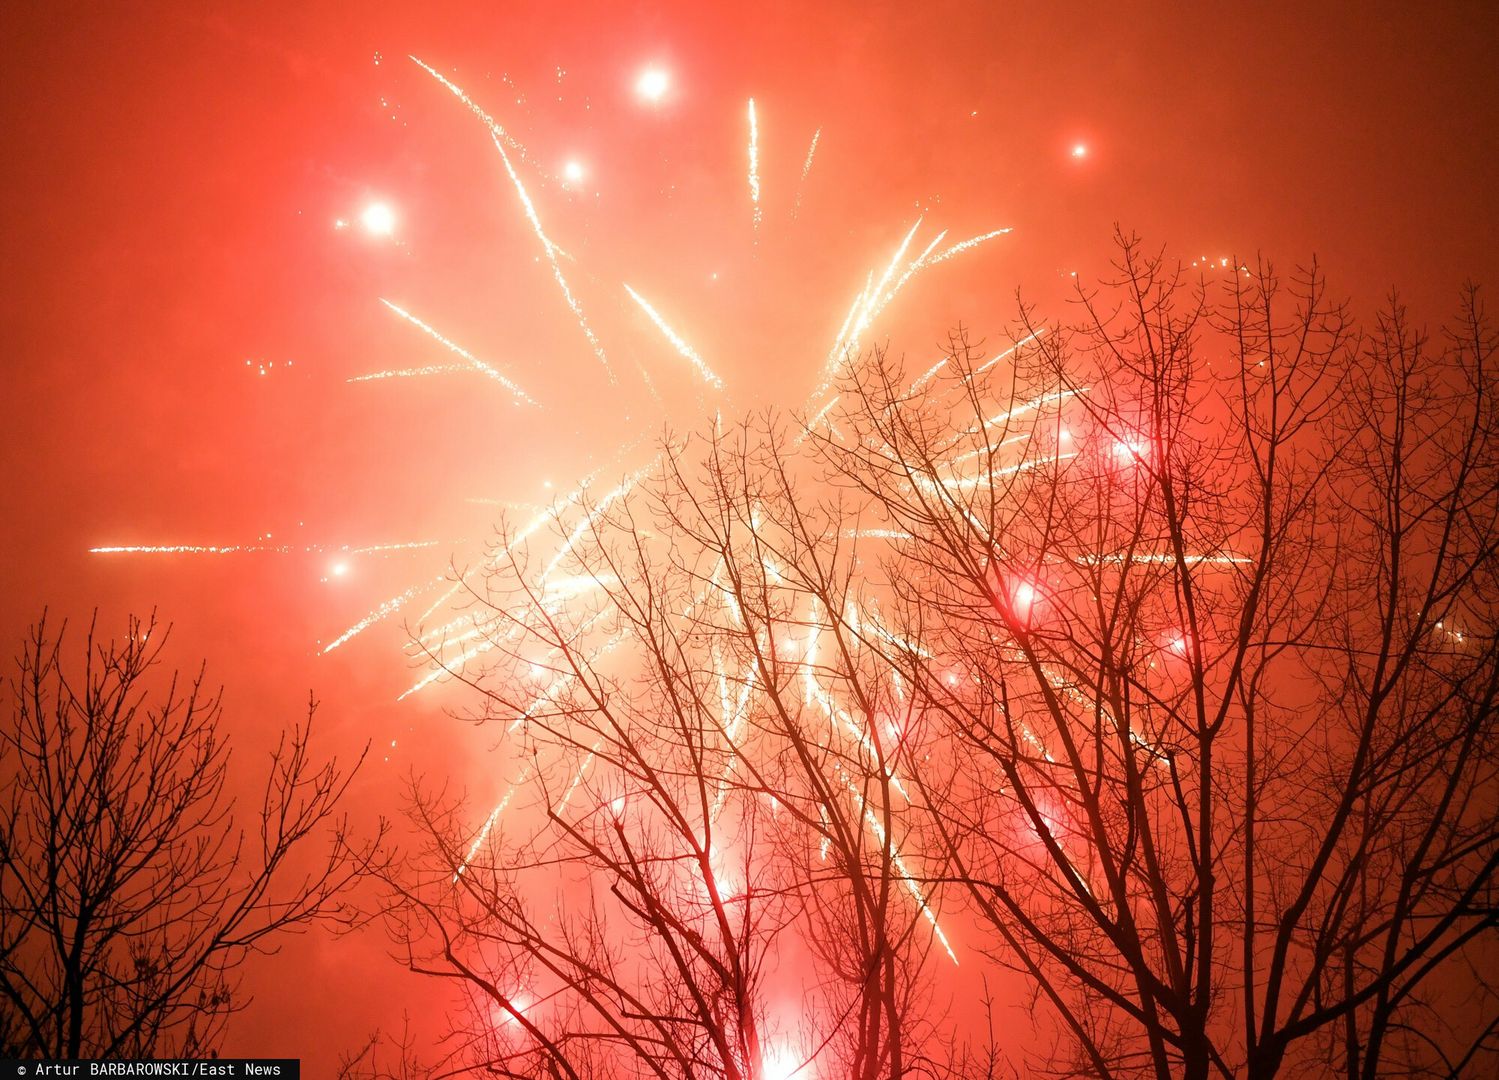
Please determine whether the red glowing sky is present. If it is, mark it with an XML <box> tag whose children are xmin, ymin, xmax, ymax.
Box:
<box><xmin>2</xmin><ymin>2</ymin><xmax>1497</xmax><ymax>1068</ymax></box>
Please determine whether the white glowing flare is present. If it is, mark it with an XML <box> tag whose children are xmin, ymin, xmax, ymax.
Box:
<box><xmin>562</xmin><ymin>159</ymin><xmax>585</xmax><ymax>184</ymax></box>
<box><xmin>761</xmin><ymin>1044</ymin><xmax>804</xmax><ymax>1080</ymax></box>
<box><xmin>624</xmin><ymin>285</ymin><xmax>724</xmax><ymax>388</ymax></box>
<box><xmin>361</xmin><ymin>202</ymin><xmax>396</xmax><ymax>236</ymax></box>
<box><xmin>635</xmin><ymin>66</ymin><xmax>669</xmax><ymax>102</ymax></box>
<box><xmin>380</xmin><ymin>300</ymin><xmax>537</xmax><ymax>406</ymax></box>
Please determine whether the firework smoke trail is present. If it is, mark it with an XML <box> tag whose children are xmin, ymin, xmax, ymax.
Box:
<box><xmin>792</xmin><ymin>127</ymin><xmax>820</xmax><ymax>221</ymax></box>
<box><xmin>624</xmin><ymin>285</ymin><xmax>725</xmax><ymax>389</ymax></box>
<box><xmin>380</xmin><ymin>300</ymin><xmax>537</xmax><ymax>406</ymax></box>
<box><xmin>347</xmin><ymin>363</ymin><xmax>470</xmax><ymax>383</ymax></box>
<box><xmin>747</xmin><ymin>98</ymin><xmax>762</xmax><ymax>237</ymax></box>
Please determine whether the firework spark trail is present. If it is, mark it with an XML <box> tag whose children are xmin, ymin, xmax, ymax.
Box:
<box><xmin>490</xmin><ymin>131</ymin><xmax>615</xmax><ymax>382</ymax></box>
<box><xmin>91</xmin><ymin>540</ymin><xmax>448</xmax><ymax>557</ymax></box>
<box><xmin>847</xmin><ymin>771</ymin><xmax>958</xmax><ymax>964</ymax></box>
<box><xmin>536</xmin><ymin>461</ymin><xmax>659</xmax><ymax>584</ymax></box>
<box><xmin>926</xmin><ymin>227</ymin><xmax>1013</xmax><ymax>267</ymax></box>
<box><xmin>380</xmin><ymin>300</ymin><xmax>537</xmax><ymax>406</ymax></box>
<box><xmin>908</xmin><ymin>329</ymin><xmax>1048</xmax><ymax>395</ymax></box>
<box><xmin>747</xmin><ymin>99</ymin><xmax>762</xmax><ymax>236</ymax></box>
<box><xmin>842</xmin><ymin>219</ymin><xmax>923</xmax><ymax>357</ymax></box>
<box><xmin>792</xmin><ymin>127</ymin><xmax>820</xmax><ymax>220</ymax></box>
<box><xmin>91</xmin><ymin>544</ymin><xmax>296</xmax><ymax>555</ymax></box>
<box><xmin>322</xmin><ymin>576</ymin><xmax>447</xmax><ymax>655</ymax></box>
<box><xmin>409</xmin><ymin>56</ymin><xmax>535</xmax><ymax>165</ymax></box>
<box><xmin>347</xmin><ymin>363</ymin><xmax>471</xmax><ymax>383</ymax></box>
<box><xmin>454</xmin><ymin>763</ymin><xmax>533</xmax><ymax>881</ymax></box>
<box><xmin>1073</xmin><ymin>552</ymin><xmax>1253</xmax><ymax>566</ymax></box>
<box><xmin>808</xmin><ymin>221</ymin><xmax>1017</xmax><ymax>423</ymax></box>
<box><xmin>399</xmin><ymin>634</ymin><xmax>505</xmax><ymax>701</ymax></box>
<box><xmin>708</xmin><ymin>655</ymin><xmax>760</xmax><ymax>822</ymax></box>
<box><xmin>624</xmin><ymin>286</ymin><xmax>725</xmax><ymax>389</ymax></box>
<box><xmin>554</xmin><ymin>740</ymin><xmax>604</xmax><ymax>815</ymax></box>
<box><xmin>810</xmin><ymin>219</ymin><xmax>925</xmax><ymax>405</ymax></box>
<box><xmin>398</xmin><ymin>455</ymin><xmax>656</xmax><ymax>663</ymax></box>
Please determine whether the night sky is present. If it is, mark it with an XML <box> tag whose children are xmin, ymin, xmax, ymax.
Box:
<box><xmin>3</xmin><ymin>2</ymin><xmax>1497</xmax><ymax>1070</ymax></box>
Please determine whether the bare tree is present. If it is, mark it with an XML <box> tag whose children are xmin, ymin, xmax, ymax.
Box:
<box><xmin>381</xmin><ymin>426</ymin><xmax>960</xmax><ymax>1079</ymax></box>
<box><xmin>387</xmin><ymin>235</ymin><xmax>1497</xmax><ymax>1078</ymax></box>
<box><xmin>816</xmin><ymin>236</ymin><xmax>1499</xmax><ymax>1077</ymax></box>
<box><xmin>0</xmin><ymin>612</ymin><xmax>379</xmax><ymax>1058</ymax></box>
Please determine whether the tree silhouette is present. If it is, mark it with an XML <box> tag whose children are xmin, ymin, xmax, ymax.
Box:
<box><xmin>0</xmin><ymin>612</ymin><xmax>379</xmax><ymax>1058</ymax></box>
<box><xmin>386</xmin><ymin>236</ymin><xmax>1498</xmax><ymax>1078</ymax></box>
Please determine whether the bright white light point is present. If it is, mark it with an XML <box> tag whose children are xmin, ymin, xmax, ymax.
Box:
<box><xmin>1014</xmin><ymin>582</ymin><xmax>1037</xmax><ymax>607</ymax></box>
<box><xmin>609</xmin><ymin>796</ymin><xmax>626</xmax><ymax>818</ymax></box>
<box><xmin>1059</xmin><ymin>427</ymin><xmax>1072</xmax><ymax>442</ymax></box>
<box><xmin>361</xmin><ymin>202</ymin><xmax>396</xmax><ymax>235</ymax></box>
<box><xmin>1169</xmin><ymin>635</ymin><xmax>1188</xmax><ymax>654</ymax></box>
<box><xmin>762</xmin><ymin>1046</ymin><xmax>802</xmax><ymax>1080</ymax></box>
<box><xmin>635</xmin><ymin>66</ymin><xmax>669</xmax><ymax>102</ymax></box>
<box><xmin>331</xmin><ymin>562</ymin><xmax>349</xmax><ymax>577</ymax></box>
<box><xmin>1072</xmin><ymin>144</ymin><xmax>1088</xmax><ymax>158</ymax></box>
<box><xmin>563</xmin><ymin>159</ymin><xmax>585</xmax><ymax>183</ymax></box>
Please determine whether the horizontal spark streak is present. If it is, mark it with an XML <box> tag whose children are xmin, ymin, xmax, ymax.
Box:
<box><xmin>92</xmin><ymin>540</ymin><xmax>447</xmax><ymax>556</ymax></box>
<box><xmin>1073</xmin><ymin>552</ymin><xmax>1253</xmax><ymax>566</ymax></box>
